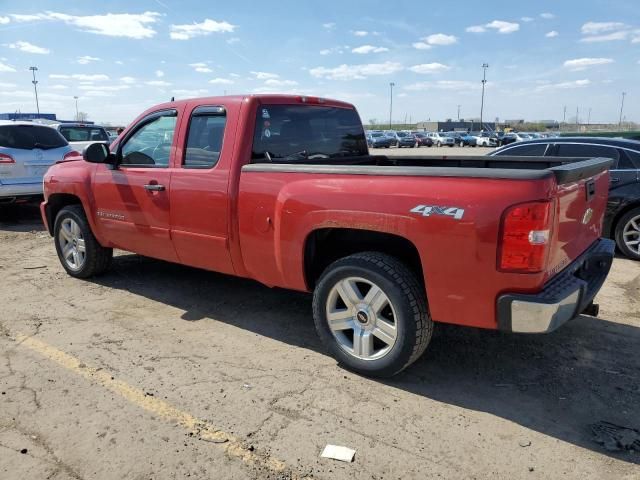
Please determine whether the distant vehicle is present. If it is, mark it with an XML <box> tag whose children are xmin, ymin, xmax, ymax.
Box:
<box><xmin>458</xmin><ymin>132</ymin><xmax>477</xmax><ymax>147</ymax></box>
<box><xmin>383</xmin><ymin>130</ymin><xmax>399</xmax><ymax>146</ymax></box>
<box><xmin>397</xmin><ymin>133</ymin><xmax>417</xmax><ymax>148</ymax></box>
<box><xmin>426</xmin><ymin>131</ymin><xmax>455</xmax><ymax>147</ymax></box>
<box><xmin>491</xmin><ymin>137</ymin><xmax>640</xmax><ymax>260</ymax></box>
<box><xmin>414</xmin><ymin>132</ymin><xmax>433</xmax><ymax>147</ymax></box>
<box><xmin>0</xmin><ymin>121</ymin><xmax>77</xmax><ymax>203</ymax></box>
<box><xmin>107</xmin><ymin>131</ymin><xmax>119</xmax><ymax>141</ymax></box>
<box><xmin>501</xmin><ymin>132</ymin><xmax>528</xmax><ymax>145</ymax></box>
<box><xmin>474</xmin><ymin>132</ymin><xmax>498</xmax><ymax>147</ymax></box>
<box><xmin>51</xmin><ymin>123</ymin><xmax>111</xmax><ymax>153</ymax></box>
<box><xmin>366</xmin><ymin>132</ymin><xmax>392</xmax><ymax>148</ymax></box>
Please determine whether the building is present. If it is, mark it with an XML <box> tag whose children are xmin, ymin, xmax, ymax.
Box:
<box><xmin>415</xmin><ymin>120</ymin><xmax>496</xmax><ymax>132</ymax></box>
<box><xmin>0</xmin><ymin>112</ymin><xmax>57</xmax><ymax>121</ymax></box>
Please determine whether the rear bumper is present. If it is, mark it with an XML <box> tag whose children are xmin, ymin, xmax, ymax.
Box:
<box><xmin>0</xmin><ymin>182</ymin><xmax>43</xmax><ymax>199</ymax></box>
<box><xmin>497</xmin><ymin>238</ymin><xmax>615</xmax><ymax>333</ymax></box>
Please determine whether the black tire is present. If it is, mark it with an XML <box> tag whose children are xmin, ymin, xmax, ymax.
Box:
<box><xmin>54</xmin><ymin>205</ymin><xmax>113</xmax><ymax>278</ymax></box>
<box><xmin>614</xmin><ymin>207</ymin><xmax>640</xmax><ymax>260</ymax></box>
<box><xmin>312</xmin><ymin>252</ymin><xmax>433</xmax><ymax>377</ymax></box>
<box><xmin>437</xmin><ymin>141</ymin><xmax>441</xmax><ymax>147</ymax></box>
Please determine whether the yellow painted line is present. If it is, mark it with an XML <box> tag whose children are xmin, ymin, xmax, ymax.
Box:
<box><xmin>14</xmin><ymin>333</ymin><xmax>302</xmax><ymax>479</ymax></box>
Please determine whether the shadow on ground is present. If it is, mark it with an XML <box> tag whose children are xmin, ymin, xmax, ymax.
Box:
<box><xmin>87</xmin><ymin>253</ymin><xmax>640</xmax><ymax>465</ymax></box>
<box><xmin>0</xmin><ymin>202</ymin><xmax>45</xmax><ymax>232</ymax></box>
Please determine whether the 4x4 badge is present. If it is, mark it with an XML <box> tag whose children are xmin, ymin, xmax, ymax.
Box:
<box><xmin>410</xmin><ymin>205</ymin><xmax>465</xmax><ymax>220</ymax></box>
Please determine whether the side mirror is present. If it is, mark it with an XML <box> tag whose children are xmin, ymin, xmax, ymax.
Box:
<box><xmin>83</xmin><ymin>142</ymin><xmax>113</xmax><ymax>164</ymax></box>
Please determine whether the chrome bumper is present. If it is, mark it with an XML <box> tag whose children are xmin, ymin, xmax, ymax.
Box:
<box><xmin>497</xmin><ymin>239</ymin><xmax>615</xmax><ymax>333</ymax></box>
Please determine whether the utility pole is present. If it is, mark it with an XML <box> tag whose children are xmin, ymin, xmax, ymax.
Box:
<box><xmin>73</xmin><ymin>96</ymin><xmax>79</xmax><ymax>121</ymax></box>
<box><xmin>576</xmin><ymin>106</ymin><xmax>579</xmax><ymax>127</ymax></box>
<box><xmin>29</xmin><ymin>66</ymin><xmax>40</xmax><ymax>117</ymax></box>
<box><xmin>619</xmin><ymin>92</ymin><xmax>626</xmax><ymax>128</ymax></box>
<box><xmin>457</xmin><ymin>104</ymin><xmax>461</xmax><ymax>121</ymax></box>
<box><xmin>480</xmin><ymin>63</ymin><xmax>488</xmax><ymax>130</ymax></box>
<box><xmin>587</xmin><ymin>107</ymin><xmax>591</xmax><ymax>126</ymax></box>
<box><xmin>389</xmin><ymin>82</ymin><xmax>395</xmax><ymax>129</ymax></box>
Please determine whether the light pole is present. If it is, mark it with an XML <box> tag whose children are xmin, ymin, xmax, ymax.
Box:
<box><xmin>587</xmin><ymin>108</ymin><xmax>591</xmax><ymax>126</ymax></box>
<box><xmin>389</xmin><ymin>82</ymin><xmax>395</xmax><ymax>129</ymax></box>
<box><xmin>457</xmin><ymin>104</ymin><xmax>461</xmax><ymax>121</ymax></box>
<box><xmin>576</xmin><ymin>106</ymin><xmax>579</xmax><ymax>127</ymax></box>
<box><xmin>479</xmin><ymin>63</ymin><xmax>488</xmax><ymax>130</ymax></box>
<box><xmin>619</xmin><ymin>92</ymin><xmax>626</xmax><ymax>128</ymax></box>
<box><xmin>73</xmin><ymin>96</ymin><xmax>79</xmax><ymax>120</ymax></box>
<box><xmin>29</xmin><ymin>66</ymin><xmax>40</xmax><ymax>117</ymax></box>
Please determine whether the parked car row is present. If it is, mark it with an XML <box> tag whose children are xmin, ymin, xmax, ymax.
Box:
<box><xmin>0</xmin><ymin>120</ymin><xmax>113</xmax><ymax>204</ymax></box>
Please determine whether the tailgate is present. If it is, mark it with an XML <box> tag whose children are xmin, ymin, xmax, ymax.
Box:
<box><xmin>545</xmin><ymin>158</ymin><xmax>613</xmax><ymax>280</ymax></box>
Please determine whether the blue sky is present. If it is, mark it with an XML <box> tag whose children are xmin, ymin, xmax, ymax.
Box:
<box><xmin>0</xmin><ymin>0</ymin><xmax>638</xmax><ymax>125</ymax></box>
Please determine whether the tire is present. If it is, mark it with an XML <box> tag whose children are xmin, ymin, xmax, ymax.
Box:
<box><xmin>312</xmin><ymin>252</ymin><xmax>433</xmax><ymax>377</ymax></box>
<box><xmin>54</xmin><ymin>205</ymin><xmax>113</xmax><ymax>278</ymax></box>
<box><xmin>437</xmin><ymin>141</ymin><xmax>441</xmax><ymax>147</ymax></box>
<box><xmin>614</xmin><ymin>207</ymin><xmax>640</xmax><ymax>260</ymax></box>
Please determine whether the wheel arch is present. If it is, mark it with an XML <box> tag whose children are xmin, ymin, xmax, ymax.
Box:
<box><xmin>609</xmin><ymin>201</ymin><xmax>640</xmax><ymax>239</ymax></box>
<box><xmin>303</xmin><ymin>228</ymin><xmax>425</xmax><ymax>290</ymax></box>
<box><xmin>45</xmin><ymin>193</ymin><xmax>84</xmax><ymax>236</ymax></box>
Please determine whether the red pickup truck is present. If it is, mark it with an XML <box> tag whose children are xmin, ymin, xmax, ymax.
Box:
<box><xmin>41</xmin><ymin>94</ymin><xmax>615</xmax><ymax>377</ymax></box>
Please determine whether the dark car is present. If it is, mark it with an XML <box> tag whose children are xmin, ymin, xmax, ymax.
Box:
<box><xmin>413</xmin><ymin>132</ymin><xmax>433</xmax><ymax>147</ymax></box>
<box><xmin>397</xmin><ymin>133</ymin><xmax>417</xmax><ymax>148</ymax></box>
<box><xmin>490</xmin><ymin>137</ymin><xmax>640</xmax><ymax>260</ymax></box>
<box><xmin>457</xmin><ymin>132</ymin><xmax>477</xmax><ymax>147</ymax></box>
<box><xmin>366</xmin><ymin>132</ymin><xmax>392</xmax><ymax>148</ymax></box>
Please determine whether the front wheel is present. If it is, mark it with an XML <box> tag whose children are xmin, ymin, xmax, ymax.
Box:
<box><xmin>54</xmin><ymin>205</ymin><xmax>113</xmax><ymax>278</ymax></box>
<box><xmin>615</xmin><ymin>208</ymin><xmax>640</xmax><ymax>260</ymax></box>
<box><xmin>312</xmin><ymin>252</ymin><xmax>433</xmax><ymax>377</ymax></box>
<box><xmin>437</xmin><ymin>141</ymin><xmax>441</xmax><ymax>147</ymax></box>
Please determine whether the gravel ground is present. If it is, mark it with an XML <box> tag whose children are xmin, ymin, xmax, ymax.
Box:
<box><xmin>1</xmin><ymin>203</ymin><xmax>639</xmax><ymax>480</ymax></box>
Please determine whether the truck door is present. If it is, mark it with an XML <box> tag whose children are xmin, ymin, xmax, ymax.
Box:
<box><xmin>169</xmin><ymin>104</ymin><xmax>235</xmax><ymax>275</ymax></box>
<box><xmin>92</xmin><ymin>109</ymin><xmax>179</xmax><ymax>262</ymax></box>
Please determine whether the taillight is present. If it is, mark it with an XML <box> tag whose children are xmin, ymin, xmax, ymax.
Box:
<box><xmin>498</xmin><ymin>201</ymin><xmax>553</xmax><ymax>273</ymax></box>
<box><xmin>62</xmin><ymin>151</ymin><xmax>82</xmax><ymax>162</ymax></box>
<box><xmin>0</xmin><ymin>153</ymin><xmax>15</xmax><ymax>164</ymax></box>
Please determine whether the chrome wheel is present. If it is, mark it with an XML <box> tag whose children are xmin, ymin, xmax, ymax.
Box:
<box><xmin>58</xmin><ymin>218</ymin><xmax>86</xmax><ymax>271</ymax></box>
<box><xmin>325</xmin><ymin>277</ymin><xmax>398</xmax><ymax>361</ymax></box>
<box><xmin>623</xmin><ymin>214</ymin><xmax>640</xmax><ymax>255</ymax></box>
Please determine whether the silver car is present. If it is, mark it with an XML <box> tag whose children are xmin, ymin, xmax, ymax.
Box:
<box><xmin>51</xmin><ymin>123</ymin><xmax>111</xmax><ymax>153</ymax></box>
<box><xmin>0</xmin><ymin>121</ymin><xmax>76</xmax><ymax>202</ymax></box>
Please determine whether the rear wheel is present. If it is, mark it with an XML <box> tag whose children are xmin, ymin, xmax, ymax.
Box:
<box><xmin>615</xmin><ymin>208</ymin><xmax>640</xmax><ymax>260</ymax></box>
<box><xmin>437</xmin><ymin>141</ymin><xmax>441</xmax><ymax>147</ymax></box>
<box><xmin>54</xmin><ymin>205</ymin><xmax>113</xmax><ymax>278</ymax></box>
<box><xmin>312</xmin><ymin>252</ymin><xmax>433</xmax><ymax>377</ymax></box>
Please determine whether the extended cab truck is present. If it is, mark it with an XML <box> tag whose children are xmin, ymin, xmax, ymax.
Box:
<box><xmin>41</xmin><ymin>95</ymin><xmax>615</xmax><ymax>377</ymax></box>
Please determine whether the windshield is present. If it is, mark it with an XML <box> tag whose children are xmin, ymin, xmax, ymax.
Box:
<box><xmin>0</xmin><ymin>125</ymin><xmax>68</xmax><ymax>150</ymax></box>
<box><xmin>251</xmin><ymin>104</ymin><xmax>367</xmax><ymax>162</ymax></box>
<box><xmin>59</xmin><ymin>126</ymin><xmax>109</xmax><ymax>142</ymax></box>
<box><xmin>371</xmin><ymin>133</ymin><xmax>384</xmax><ymax>138</ymax></box>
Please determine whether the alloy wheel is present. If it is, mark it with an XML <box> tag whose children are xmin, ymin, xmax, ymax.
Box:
<box><xmin>623</xmin><ymin>214</ymin><xmax>640</xmax><ymax>255</ymax></box>
<box><xmin>58</xmin><ymin>218</ymin><xmax>86</xmax><ymax>271</ymax></box>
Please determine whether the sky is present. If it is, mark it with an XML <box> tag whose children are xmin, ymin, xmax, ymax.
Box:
<box><xmin>0</xmin><ymin>0</ymin><xmax>638</xmax><ymax>125</ymax></box>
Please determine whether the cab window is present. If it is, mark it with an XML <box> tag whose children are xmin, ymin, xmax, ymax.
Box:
<box><xmin>120</xmin><ymin>112</ymin><xmax>177</xmax><ymax>167</ymax></box>
<box><xmin>183</xmin><ymin>106</ymin><xmax>226</xmax><ymax>168</ymax></box>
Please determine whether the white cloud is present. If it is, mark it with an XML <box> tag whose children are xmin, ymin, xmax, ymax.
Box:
<box><xmin>545</xmin><ymin>31</ymin><xmax>559</xmax><ymax>38</ymax></box>
<box><xmin>10</xmin><ymin>11</ymin><xmax>161</xmax><ymax>39</ymax></box>
<box><xmin>353</xmin><ymin>30</ymin><xmax>368</xmax><ymax>36</ymax></box>
<box><xmin>540</xmin><ymin>13</ymin><xmax>555</xmax><ymax>19</ymax></box>
<box><xmin>412</xmin><ymin>42</ymin><xmax>432</xmax><ymax>50</ymax></box>
<box><xmin>581</xmin><ymin>21</ymin><xmax>626</xmax><ymax>34</ymax></box>
<box><xmin>485</xmin><ymin>20</ymin><xmax>520</xmax><ymax>34</ymax></box>
<box><xmin>0</xmin><ymin>61</ymin><xmax>16</xmax><ymax>72</ymax></box>
<box><xmin>0</xmin><ymin>82</ymin><xmax>16</xmax><ymax>88</ymax></box>
<box><xmin>309</xmin><ymin>61</ymin><xmax>403</xmax><ymax>80</ymax></box>
<box><xmin>423</xmin><ymin>33</ymin><xmax>457</xmax><ymax>45</ymax></box>
<box><xmin>7</xmin><ymin>40</ymin><xmax>50</xmax><ymax>54</ymax></box>
<box><xmin>50</xmin><ymin>84</ymin><xmax>68</xmax><ymax>90</ymax></box>
<box><xmin>405</xmin><ymin>80</ymin><xmax>478</xmax><ymax>91</ymax></box>
<box><xmin>83</xmin><ymin>90</ymin><xmax>115</xmax><ymax>97</ymax></box>
<box><xmin>351</xmin><ymin>45</ymin><xmax>389</xmax><ymax>54</ymax></box>
<box><xmin>226</xmin><ymin>37</ymin><xmax>240</xmax><ymax>44</ymax></box>
<box><xmin>146</xmin><ymin>80</ymin><xmax>171</xmax><ymax>87</ymax></box>
<box><xmin>466</xmin><ymin>25</ymin><xmax>486</xmax><ymax>33</ymax></box>
<box><xmin>322</xmin><ymin>22</ymin><xmax>336</xmax><ymax>30</ymax></box>
<box><xmin>535</xmin><ymin>79</ymin><xmax>591</xmax><ymax>91</ymax></box>
<box><xmin>120</xmin><ymin>76</ymin><xmax>136</xmax><ymax>84</ymax></box>
<box><xmin>209</xmin><ymin>78</ymin><xmax>234</xmax><ymax>85</ymax></box>
<box><xmin>79</xmin><ymin>84</ymin><xmax>130</xmax><ymax>91</ymax></box>
<box><xmin>521</xmin><ymin>17</ymin><xmax>534</xmax><ymax>22</ymax></box>
<box><xmin>263</xmin><ymin>78</ymin><xmax>298</xmax><ymax>87</ymax></box>
<box><xmin>77</xmin><ymin>55</ymin><xmax>100</xmax><ymax>64</ymax></box>
<box><xmin>0</xmin><ymin>16</ymin><xmax>10</xmax><ymax>24</ymax></box>
<box><xmin>115</xmin><ymin>60</ymin><xmax>124</xmax><ymax>65</ymax></box>
<box><xmin>169</xmin><ymin>18</ymin><xmax>235</xmax><ymax>40</ymax></box>
<box><xmin>563</xmin><ymin>57</ymin><xmax>614</xmax><ymax>70</ymax></box>
<box><xmin>155</xmin><ymin>70</ymin><xmax>164</xmax><ymax>78</ymax></box>
<box><xmin>408</xmin><ymin>63</ymin><xmax>451</xmax><ymax>74</ymax></box>
<box><xmin>189</xmin><ymin>62</ymin><xmax>213</xmax><ymax>73</ymax></box>
<box><xmin>173</xmin><ymin>88</ymin><xmax>209</xmax><ymax>97</ymax></box>
<box><xmin>580</xmin><ymin>31</ymin><xmax>629</xmax><ymax>42</ymax></box>
<box><xmin>251</xmin><ymin>71</ymin><xmax>279</xmax><ymax>80</ymax></box>
<box><xmin>49</xmin><ymin>73</ymin><xmax>110</xmax><ymax>81</ymax></box>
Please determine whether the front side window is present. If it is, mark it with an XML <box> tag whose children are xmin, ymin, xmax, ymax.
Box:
<box><xmin>251</xmin><ymin>104</ymin><xmax>367</xmax><ymax>163</ymax></box>
<box><xmin>183</xmin><ymin>107</ymin><xmax>226</xmax><ymax>168</ymax></box>
<box><xmin>120</xmin><ymin>113</ymin><xmax>177</xmax><ymax>167</ymax></box>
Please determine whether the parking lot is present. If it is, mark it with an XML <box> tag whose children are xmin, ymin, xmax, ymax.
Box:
<box><xmin>1</xmin><ymin>203</ymin><xmax>638</xmax><ymax>479</ymax></box>
<box><xmin>372</xmin><ymin>145</ymin><xmax>496</xmax><ymax>156</ymax></box>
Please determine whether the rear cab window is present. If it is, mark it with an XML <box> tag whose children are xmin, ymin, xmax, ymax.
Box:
<box><xmin>183</xmin><ymin>106</ymin><xmax>226</xmax><ymax>169</ymax></box>
<box><xmin>251</xmin><ymin>104</ymin><xmax>367</xmax><ymax>163</ymax></box>
<box><xmin>0</xmin><ymin>125</ymin><xmax>68</xmax><ymax>150</ymax></box>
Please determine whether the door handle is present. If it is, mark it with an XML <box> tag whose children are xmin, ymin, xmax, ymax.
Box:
<box><xmin>144</xmin><ymin>183</ymin><xmax>165</xmax><ymax>191</ymax></box>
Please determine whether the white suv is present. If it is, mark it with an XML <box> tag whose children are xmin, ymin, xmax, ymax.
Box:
<box><xmin>427</xmin><ymin>132</ymin><xmax>455</xmax><ymax>147</ymax></box>
<box><xmin>51</xmin><ymin>123</ymin><xmax>111</xmax><ymax>153</ymax></box>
